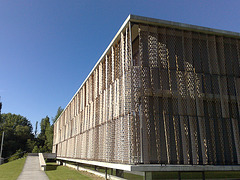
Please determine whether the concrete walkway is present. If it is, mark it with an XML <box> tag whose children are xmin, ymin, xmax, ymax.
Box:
<box><xmin>17</xmin><ymin>155</ymin><xmax>49</xmax><ymax>180</ymax></box>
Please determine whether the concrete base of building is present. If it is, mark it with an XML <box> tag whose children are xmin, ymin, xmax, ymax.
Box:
<box><xmin>56</xmin><ymin>157</ymin><xmax>240</xmax><ymax>172</ymax></box>
<box><xmin>56</xmin><ymin>157</ymin><xmax>240</xmax><ymax>180</ymax></box>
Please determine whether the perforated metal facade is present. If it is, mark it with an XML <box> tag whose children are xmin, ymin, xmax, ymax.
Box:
<box><xmin>53</xmin><ymin>15</ymin><xmax>240</xmax><ymax>165</ymax></box>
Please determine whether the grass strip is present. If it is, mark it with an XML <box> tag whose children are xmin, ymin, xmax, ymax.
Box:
<box><xmin>45</xmin><ymin>162</ymin><xmax>102</xmax><ymax>180</ymax></box>
<box><xmin>0</xmin><ymin>157</ymin><xmax>26</xmax><ymax>180</ymax></box>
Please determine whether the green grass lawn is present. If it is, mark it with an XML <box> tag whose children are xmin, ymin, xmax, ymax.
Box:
<box><xmin>0</xmin><ymin>157</ymin><xmax>26</xmax><ymax>180</ymax></box>
<box><xmin>1</xmin><ymin>157</ymin><xmax>239</xmax><ymax>180</ymax></box>
<box><xmin>58</xmin><ymin>163</ymin><xmax>240</xmax><ymax>179</ymax></box>
<box><xmin>45</xmin><ymin>162</ymin><xmax>102</xmax><ymax>180</ymax></box>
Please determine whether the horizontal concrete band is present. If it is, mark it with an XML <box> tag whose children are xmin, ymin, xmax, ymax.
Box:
<box><xmin>42</xmin><ymin>153</ymin><xmax>56</xmax><ymax>159</ymax></box>
<box><xmin>57</xmin><ymin>157</ymin><xmax>132</xmax><ymax>171</ymax></box>
<box><xmin>56</xmin><ymin>157</ymin><xmax>240</xmax><ymax>172</ymax></box>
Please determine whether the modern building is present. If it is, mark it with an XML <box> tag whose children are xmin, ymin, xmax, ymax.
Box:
<box><xmin>53</xmin><ymin>15</ymin><xmax>240</xmax><ymax>179</ymax></box>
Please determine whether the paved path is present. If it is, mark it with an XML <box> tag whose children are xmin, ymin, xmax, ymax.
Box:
<box><xmin>17</xmin><ymin>155</ymin><xmax>49</xmax><ymax>180</ymax></box>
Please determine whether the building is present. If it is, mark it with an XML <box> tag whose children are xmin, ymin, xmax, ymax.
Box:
<box><xmin>53</xmin><ymin>15</ymin><xmax>240</xmax><ymax>179</ymax></box>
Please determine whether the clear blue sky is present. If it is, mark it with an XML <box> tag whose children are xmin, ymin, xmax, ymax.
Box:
<box><xmin>0</xmin><ymin>0</ymin><xmax>239</xmax><ymax>131</ymax></box>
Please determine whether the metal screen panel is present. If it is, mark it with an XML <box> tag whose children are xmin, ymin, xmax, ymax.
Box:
<box><xmin>53</xmin><ymin>19</ymin><xmax>240</xmax><ymax>165</ymax></box>
<box><xmin>129</xmin><ymin>24</ymin><xmax>240</xmax><ymax>165</ymax></box>
<box><xmin>53</xmin><ymin>24</ymin><xmax>132</xmax><ymax>164</ymax></box>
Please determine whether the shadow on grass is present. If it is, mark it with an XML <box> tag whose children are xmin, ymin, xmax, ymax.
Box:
<box><xmin>46</xmin><ymin>164</ymin><xmax>58</xmax><ymax>171</ymax></box>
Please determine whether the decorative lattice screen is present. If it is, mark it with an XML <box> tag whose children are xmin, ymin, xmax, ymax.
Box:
<box><xmin>53</xmin><ymin>20</ymin><xmax>240</xmax><ymax>165</ymax></box>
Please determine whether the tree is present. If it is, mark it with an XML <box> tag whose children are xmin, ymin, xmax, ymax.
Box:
<box><xmin>34</xmin><ymin>121</ymin><xmax>38</xmax><ymax>137</ymax></box>
<box><xmin>45</xmin><ymin>122</ymin><xmax>53</xmax><ymax>151</ymax></box>
<box><xmin>26</xmin><ymin>139</ymin><xmax>36</xmax><ymax>152</ymax></box>
<box><xmin>0</xmin><ymin>100</ymin><xmax>2</xmax><ymax>122</ymax></box>
<box><xmin>8</xmin><ymin>149</ymin><xmax>25</xmax><ymax>162</ymax></box>
<box><xmin>32</xmin><ymin>145</ymin><xmax>39</xmax><ymax>153</ymax></box>
<box><xmin>39</xmin><ymin>116</ymin><xmax>50</xmax><ymax>138</ymax></box>
<box><xmin>35</xmin><ymin>107</ymin><xmax>63</xmax><ymax>153</ymax></box>
<box><xmin>37</xmin><ymin>116</ymin><xmax>51</xmax><ymax>152</ymax></box>
<box><xmin>0</xmin><ymin>113</ymin><xmax>34</xmax><ymax>158</ymax></box>
<box><xmin>52</xmin><ymin>106</ymin><xmax>63</xmax><ymax>123</ymax></box>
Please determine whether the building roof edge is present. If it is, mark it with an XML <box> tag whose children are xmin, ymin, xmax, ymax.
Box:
<box><xmin>129</xmin><ymin>14</ymin><xmax>240</xmax><ymax>38</ymax></box>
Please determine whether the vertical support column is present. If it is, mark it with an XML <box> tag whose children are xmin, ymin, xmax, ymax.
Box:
<box><xmin>202</xmin><ymin>171</ymin><xmax>205</xmax><ymax>180</ymax></box>
<box><xmin>178</xmin><ymin>171</ymin><xmax>181</xmax><ymax>180</ymax></box>
<box><xmin>105</xmin><ymin>167</ymin><xmax>108</xmax><ymax>180</ymax></box>
<box><xmin>144</xmin><ymin>172</ymin><xmax>152</xmax><ymax>180</ymax></box>
<box><xmin>116</xmin><ymin>169</ymin><xmax>124</xmax><ymax>178</ymax></box>
<box><xmin>139</xmin><ymin>103</ymin><xmax>144</xmax><ymax>163</ymax></box>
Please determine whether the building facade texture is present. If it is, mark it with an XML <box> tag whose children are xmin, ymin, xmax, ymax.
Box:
<box><xmin>53</xmin><ymin>15</ymin><xmax>240</xmax><ymax>165</ymax></box>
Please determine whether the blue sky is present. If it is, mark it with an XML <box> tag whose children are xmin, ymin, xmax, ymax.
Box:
<box><xmin>0</xmin><ymin>0</ymin><xmax>239</xmax><ymax>131</ymax></box>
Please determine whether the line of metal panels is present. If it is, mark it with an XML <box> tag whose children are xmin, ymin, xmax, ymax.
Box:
<box><xmin>53</xmin><ymin>24</ymin><xmax>132</xmax><ymax>164</ymax></box>
<box><xmin>131</xmin><ymin>24</ymin><xmax>240</xmax><ymax>165</ymax></box>
<box><xmin>53</xmin><ymin>21</ymin><xmax>240</xmax><ymax>165</ymax></box>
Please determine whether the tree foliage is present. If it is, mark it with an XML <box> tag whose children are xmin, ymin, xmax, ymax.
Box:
<box><xmin>34</xmin><ymin>107</ymin><xmax>62</xmax><ymax>153</ymax></box>
<box><xmin>53</xmin><ymin>106</ymin><xmax>63</xmax><ymax>123</ymax></box>
<box><xmin>8</xmin><ymin>149</ymin><xmax>25</xmax><ymax>162</ymax></box>
<box><xmin>0</xmin><ymin>106</ymin><xmax>62</xmax><ymax>159</ymax></box>
<box><xmin>32</xmin><ymin>145</ymin><xmax>39</xmax><ymax>153</ymax></box>
<box><xmin>37</xmin><ymin>116</ymin><xmax>52</xmax><ymax>152</ymax></box>
<box><xmin>0</xmin><ymin>113</ymin><xmax>34</xmax><ymax>158</ymax></box>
